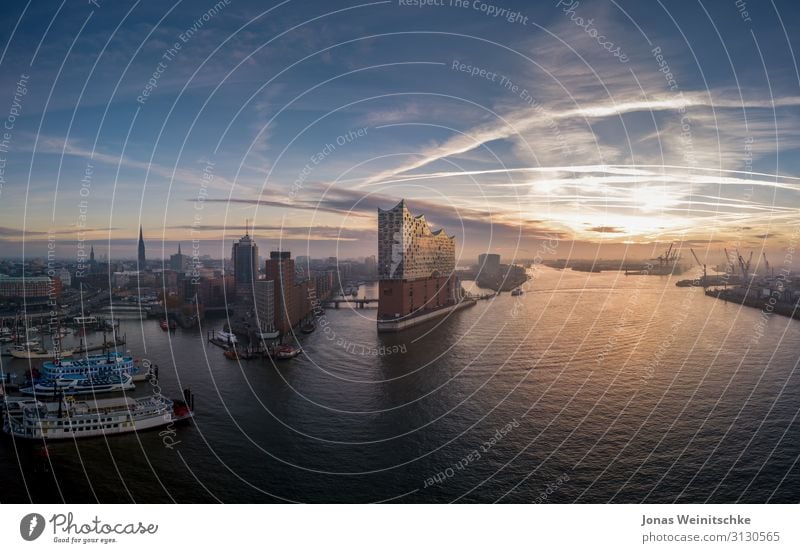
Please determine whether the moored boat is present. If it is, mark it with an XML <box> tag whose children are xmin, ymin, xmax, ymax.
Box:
<box><xmin>2</xmin><ymin>395</ymin><xmax>192</xmax><ymax>440</ymax></box>
<box><xmin>40</xmin><ymin>352</ymin><xmax>151</xmax><ymax>382</ymax></box>
<box><xmin>1</xmin><ymin>340</ymin><xmax>39</xmax><ymax>356</ymax></box>
<box><xmin>215</xmin><ymin>330</ymin><xmax>238</xmax><ymax>345</ymax></box>
<box><xmin>273</xmin><ymin>345</ymin><xmax>302</xmax><ymax>360</ymax></box>
<box><xmin>19</xmin><ymin>372</ymin><xmax>135</xmax><ymax>396</ymax></box>
<box><xmin>10</xmin><ymin>346</ymin><xmax>75</xmax><ymax>359</ymax></box>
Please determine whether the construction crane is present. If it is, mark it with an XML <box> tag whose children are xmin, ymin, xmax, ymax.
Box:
<box><xmin>763</xmin><ymin>252</ymin><xmax>771</xmax><ymax>278</ymax></box>
<box><xmin>690</xmin><ymin>248</ymin><xmax>706</xmax><ymax>281</ymax></box>
<box><xmin>745</xmin><ymin>251</ymin><xmax>753</xmax><ymax>274</ymax></box>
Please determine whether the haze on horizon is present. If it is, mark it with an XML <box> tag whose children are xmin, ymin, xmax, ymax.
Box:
<box><xmin>1</xmin><ymin>0</ymin><xmax>799</xmax><ymax>269</ymax></box>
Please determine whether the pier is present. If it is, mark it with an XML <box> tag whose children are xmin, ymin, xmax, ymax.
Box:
<box><xmin>322</xmin><ymin>298</ymin><xmax>379</xmax><ymax>309</ymax></box>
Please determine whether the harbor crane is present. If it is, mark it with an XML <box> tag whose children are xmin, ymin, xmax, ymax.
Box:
<box><xmin>736</xmin><ymin>250</ymin><xmax>748</xmax><ymax>279</ymax></box>
<box><xmin>724</xmin><ymin>248</ymin><xmax>736</xmax><ymax>276</ymax></box>
<box><xmin>652</xmin><ymin>242</ymin><xmax>683</xmax><ymax>267</ymax></box>
<box><xmin>690</xmin><ymin>248</ymin><xmax>706</xmax><ymax>280</ymax></box>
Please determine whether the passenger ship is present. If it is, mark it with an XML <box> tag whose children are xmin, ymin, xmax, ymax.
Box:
<box><xmin>40</xmin><ymin>352</ymin><xmax>152</xmax><ymax>382</ymax></box>
<box><xmin>2</xmin><ymin>395</ymin><xmax>193</xmax><ymax>440</ymax></box>
<box><xmin>20</xmin><ymin>372</ymin><xmax>134</xmax><ymax>396</ymax></box>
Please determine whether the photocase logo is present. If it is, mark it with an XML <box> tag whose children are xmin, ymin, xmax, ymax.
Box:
<box><xmin>20</xmin><ymin>513</ymin><xmax>45</xmax><ymax>541</ymax></box>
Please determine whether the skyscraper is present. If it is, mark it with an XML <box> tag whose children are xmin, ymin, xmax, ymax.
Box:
<box><xmin>231</xmin><ymin>230</ymin><xmax>259</xmax><ymax>304</ymax></box>
<box><xmin>137</xmin><ymin>226</ymin><xmax>146</xmax><ymax>269</ymax></box>
<box><xmin>265</xmin><ymin>251</ymin><xmax>296</xmax><ymax>334</ymax></box>
<box><xmin>377</xmin><ymin>200</ymin><xmax>467</xmax><ymax>331</ymax></box>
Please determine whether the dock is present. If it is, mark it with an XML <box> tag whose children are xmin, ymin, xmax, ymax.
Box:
<box><xmin>706</xmin><ymin>288</ymin><xmax>800</xmax><ymax>319</ymax></box>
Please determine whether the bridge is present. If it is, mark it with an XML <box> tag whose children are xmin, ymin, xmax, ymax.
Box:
<box><xmin>322</xmin><ymin>298</ymin><xmax>379</xmax><ymax>309</ymax></box>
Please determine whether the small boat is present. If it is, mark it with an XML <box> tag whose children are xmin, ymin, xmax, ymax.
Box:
<box><xmin>2</xmin><ymin>395</ymin><xmax>192</xmax><ymax>440</ymax></box>
<box><xmin>274</xmin><ymin>345</ymin><xmax>302</xmax><ymax>360</ymax></box>
<box><xmin>215</xmin><ymin>330</ymin><xmax>238</xmax><ymax>345</ymax></box>
<box><xmin>10</xmin><ymin>346</ymin><xmax>75</xmax><ymax>359</ymax></box>
<box><xmin>1</xmin><ymin>340</ymin><xmax>38</xmax><ymax>356</ymax></box>
<box><xmin>73</xmin><ymin>315</ymin><xmax>98</xmax><ymax>326</ymax></box>
<box><xmin>223</xmin><ymin>349</ymin><xmax>239</xmax><ymax>360</ymax></box>
<box><xmin>301</xmin><ymin>321</ymin><xmax>316</xmax><ymax>334</ymax></box>
<box><xmin>73</xmin><ymin>335</ymin><xmax>127</xmax><ymax>354</ymax></box>
<box><xmin>511</xmin><ymin>288</ymin><xmax>523</xmax><ymax>296</ymax></box>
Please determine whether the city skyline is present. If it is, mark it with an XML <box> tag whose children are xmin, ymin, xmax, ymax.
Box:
<box><xmin>1</xmin><ymin>1</ymin><xmax>800</xmax><ymax>264</ymax></box>
<box><xmin>3</xmin><ymin>0</ymin><xmax>800</xmax><ymax>519</ymax></box>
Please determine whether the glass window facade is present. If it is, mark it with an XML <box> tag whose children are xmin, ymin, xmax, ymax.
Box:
<box><xmin>378</xmin><ymin>200</ymin><xmax>455</xmax><ymax>280</ymax></box>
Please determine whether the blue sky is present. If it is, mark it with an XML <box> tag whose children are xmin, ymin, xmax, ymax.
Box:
<box><xmin>2</xmin><ymin>0</ymin><xmax>800</xmax><ymax>266</ymax></box>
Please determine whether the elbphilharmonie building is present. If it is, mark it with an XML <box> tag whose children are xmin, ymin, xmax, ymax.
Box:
<box><xmin>377</xmin><ymin>200</ymin><xmax>470</xmax><ymax>331</ymax></box>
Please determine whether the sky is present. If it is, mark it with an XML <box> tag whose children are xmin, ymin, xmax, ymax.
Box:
<box><xmin>1</xmin><ymin>0</ymin><xmax>800</xmax><ymax>269</ymax></box>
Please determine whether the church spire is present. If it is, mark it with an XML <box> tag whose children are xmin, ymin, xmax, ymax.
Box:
<box><xmin>137</xmin><ymin>225</ymin><xmax>146</xmax><ymax>268</ymax></box>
